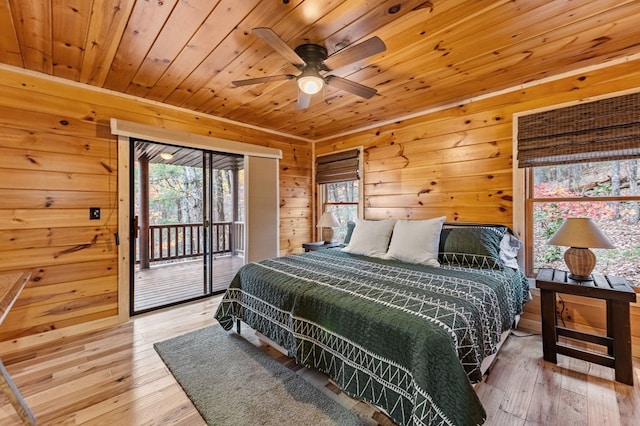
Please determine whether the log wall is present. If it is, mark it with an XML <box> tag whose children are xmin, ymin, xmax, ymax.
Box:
<box><xmin>2</xmin><ymin>53</ymin><xmax>640</xmax><ymax>354</ymax></box>
<box><xmin>318</xmin><ymin>58</ymin><xmax>640</xmax><ymax>228</ymax></box>
<box><xmin>316</xmin><ymin>58</ymin><xmax>640</xmax><ymax>356</ymax></box>
<box><xmin>0</xmin><ymin>66</ymin><xmax>311</xmax><ymax>341</ymax></box>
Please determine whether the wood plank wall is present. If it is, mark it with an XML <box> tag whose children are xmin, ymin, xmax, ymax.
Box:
<box><xmin>316</xmin><ymin>92</ymin><xmax>516</xmax><ymax>227</ymax></box>
<box><xmin>2</xmin><ymin>54</ymin><xmax>640</xmax><ymax>350</ymax></box>
<box><xmin>316</xmin><ymin>58</ymin><xmax>640</xmax><ymax>356</ymax></box>
<box><xmin>0</xmin><ymin>66</ymin><xmax>311</xmax><ymax>341</ymax></box>
<box><xmin>317</xmin><ymin>58</ymin><xmax>640</xmax><ymax>226</ymax></box>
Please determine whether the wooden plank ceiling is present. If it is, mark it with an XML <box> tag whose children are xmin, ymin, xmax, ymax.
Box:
<box><xmin>1</xmin><ymin>0</ymin><xmax>640</xmax><ymax>140</ymax></box>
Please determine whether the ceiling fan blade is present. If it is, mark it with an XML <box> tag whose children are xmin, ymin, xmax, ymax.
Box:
<box><xmin>253</xmin><ymin>27</ymin><xmax>306</xmax><ymax>67</ymax></box>
<box><xmin>325</xmin><ymin>75</ymin><xmax>377</xmax><ymax>99</ymax></box>
<box><xmin>323</xmin><ymin>36</ymin><xmax>386</xmax><ymax>71</ymax></box>
<box><xmin>232</xmin><ymin>74</ymin><xmax>295</xmax><ymax>87</ymax></box>
<box><xmin>296</xmin><ymin>91</ymin><xmax>312</xmax><ymax>110</ymax></box>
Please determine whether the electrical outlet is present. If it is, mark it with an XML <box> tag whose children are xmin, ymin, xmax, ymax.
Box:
<box><xmin>89</xmin><ymin>207</ymin><xmax>100</xmax><ymax>220</ymax></box>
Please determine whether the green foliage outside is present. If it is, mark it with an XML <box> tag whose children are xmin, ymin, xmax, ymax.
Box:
<box><xmin>134</xmin><ymin>160</ymin><xmax>243</xmax><ymax>263</ymax></box>
<box><xmin>533</xmin><ymin>182</ymin><xmax>615</xmax><ymax>263</ymax></box>
<box><xmin>324</xmin><ymin>181</ymin><xmax>359</xmax><ymax>242</ymax></box>
<box><xmin>532</xmin><ymin>160</ymin><xmax>640</xmax><ymax>284</ymax></box>
<box><xmin>137</xmin><ymin>163</ymin><xmax>238</xmax><ymax>225</ymax></box>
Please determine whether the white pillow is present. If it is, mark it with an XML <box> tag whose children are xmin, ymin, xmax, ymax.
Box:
<box><xmin>384</xmin><ymin>217</ymin><xmax>446</xmax><ymax>266</ymax></box>
<box><xmin>499</xmin><ymin>233</ymin><xmax>521</xmax><ymax>269</ymax></box>
<box><xmin>341</xmin><ymin>219</ymin><xmax>396</xmax><ymax>258</ymax></box>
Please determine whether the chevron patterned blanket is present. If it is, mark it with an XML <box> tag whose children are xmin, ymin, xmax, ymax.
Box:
<box><xmin>215</xmin><ymin>249</ymin><xmax>529</xmax><ymax>426</ymax></box>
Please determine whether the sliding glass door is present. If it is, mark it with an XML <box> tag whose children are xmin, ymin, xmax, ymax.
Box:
<box><xmin>208</xmin><ymin>152</ymin><xmax>245</xmax><ymax>292</ymax></box>
<box><xmin>130</xmin><ymin>140</ymin><xmax>243</xmax><ymax>314</ymax></box>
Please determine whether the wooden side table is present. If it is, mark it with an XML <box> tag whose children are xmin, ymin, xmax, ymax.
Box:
<box><xmin>302</xmin><ymin>242</ymin><xmax>342</xmax><ymax>252</ymax></box>
<box><xmin>536</xmin><ymin>267</ymin><xmax>636</xmax><ymax>385</ymax></box>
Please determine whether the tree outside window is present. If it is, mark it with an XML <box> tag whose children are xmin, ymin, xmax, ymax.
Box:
<box><xmin>321</xmin><ymin>180</ymin><xmax>359</xmax><ymax>242</ymax></box>
<box><xmin>527</xmin><ymin>160</ymin><xmax>640</xmax><ymax>285</ymax></box>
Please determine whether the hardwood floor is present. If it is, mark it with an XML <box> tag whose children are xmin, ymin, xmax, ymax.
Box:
<box><xmin>476</xmin><ymin>331</ymin><xmax>640</xmax><ymax>426</ymax></box>
<box><xmin>0</xmin><ymin>296</ymin><xmax>638</xmax><ymax>425</ymax></box>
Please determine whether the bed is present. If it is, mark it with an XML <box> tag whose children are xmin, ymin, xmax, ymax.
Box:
<box><xmin>214</xmin><ymin>219</ymin><xmax>530</xmax><ymax>426</ymax></box>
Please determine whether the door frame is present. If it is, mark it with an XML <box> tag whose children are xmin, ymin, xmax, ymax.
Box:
<box><xmin>113</xmin><ymin>119</ymin><xmax>281</xmax><ymax>321</ymax></box>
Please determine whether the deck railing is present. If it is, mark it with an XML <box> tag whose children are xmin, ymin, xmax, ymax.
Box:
<box><xmin>137</xmin><ymin>221</ymin><xmax>244</xmax><ymax>264</ymax></box>
<box><xmin>233</xmin><ymin>221</ymin><xmax>245</xmax><ymax>256</ymax></box>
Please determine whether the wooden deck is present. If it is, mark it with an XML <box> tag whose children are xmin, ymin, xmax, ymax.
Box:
<box><xmin>133</xmin><ymin>255</ymin><xmax>244</xmax><ymax>312</ymax></box>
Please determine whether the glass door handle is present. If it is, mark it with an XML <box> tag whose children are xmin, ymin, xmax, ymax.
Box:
<box><xmin>133</xmin><ymin>215</ymin><xmax>139</xmax><ymax>238</ymax></box>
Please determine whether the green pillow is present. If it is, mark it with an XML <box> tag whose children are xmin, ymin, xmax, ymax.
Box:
<box><xmin>344</xmin><ymin>220</ymin><xmax>356</xmax><ymax>244</ymax></box>
<box><xmin>438</xmin><ymin>224</ymin><xmax>508</xmax><ymax>270</ymax></box>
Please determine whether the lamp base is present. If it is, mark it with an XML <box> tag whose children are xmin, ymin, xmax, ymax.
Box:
<box><xmin>321</xmin><ymin>227</ymin><xmax>334</xmax><ymax>244</ymax></box>
<box><xmin>564</xmin><ymin>247</ymin><xmax>596</xmax><ymax>281</ymax></box>
<box><xmin>567</xmin><ymin>273</ymin><xmax>593</xmax><ymax>282</ymax></box>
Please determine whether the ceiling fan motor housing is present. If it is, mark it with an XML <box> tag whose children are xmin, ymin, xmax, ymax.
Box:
<box><xmin>294</xmin><ymin>44</ymin><xmax>329</xmax><ymax>71</ymax></box>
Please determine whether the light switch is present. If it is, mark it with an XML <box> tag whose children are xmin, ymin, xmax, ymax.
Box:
<box><xmin>90</xmin><ymin>207</ymin><xmax>100</xmax><ymax>220</ymax></box>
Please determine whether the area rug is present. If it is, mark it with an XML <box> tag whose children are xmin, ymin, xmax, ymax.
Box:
<box><xmin>153</xmin><ymin>325</ymin><xmax>369</xmax><ymax>426</ymax></box>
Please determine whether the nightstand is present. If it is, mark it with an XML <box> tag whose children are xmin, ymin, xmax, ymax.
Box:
<box><xmin>302</xmin><ymin>242</ymin><xmax>342</xmax><ymax>252</ymax></box>
<box><xmin>536</xmin><ymin>267</ymin><xmax>637</xmax><ymax>385</ymax></box>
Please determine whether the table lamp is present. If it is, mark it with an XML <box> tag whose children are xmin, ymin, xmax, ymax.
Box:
<box><xmin>547</xmin><ymin>217</ymin><xmax>615</xmax><ymax>281</ymax></box>
<box><xmin>317</xmin><ymin>212</ymin><xmax>340</xmax><ymax>244</ymax></box>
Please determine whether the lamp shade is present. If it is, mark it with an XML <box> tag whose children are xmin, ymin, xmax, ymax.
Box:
<box><xmin>547</xmin><ymin>218</ymin><xmax>614</xmax><ymax>249</ymax></box>
<box><xmin>317</xmin><ymin>211</ymin><xmax>340</xmax><ymax>228</ymax></box>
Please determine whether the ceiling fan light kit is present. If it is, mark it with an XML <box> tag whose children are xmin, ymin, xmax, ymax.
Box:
<box><xmin>232</xmin><ymin>27</ymin><xmax>386</xmax><ymax>109</ymax></box>
<box><xmin>298</xmin><ymin>74</ymin><xmax>324</xmax><ymax>94</ymax></box>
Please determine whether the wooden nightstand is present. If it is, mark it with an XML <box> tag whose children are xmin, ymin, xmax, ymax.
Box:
<box><xmin>536</xmin><ymin>267</ymin><xmax>637</xmax><ymax>385</ymax></box>
<box><xmin>302</xmin><ymin>242</ymin><xmax>342</xmax><ymax>252</ymax></box>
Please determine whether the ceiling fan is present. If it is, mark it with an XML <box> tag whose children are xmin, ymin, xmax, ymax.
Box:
<box><xmin>232</xmin><ymin>27</ymin><xmax>386</xmax><ymax>109</ymax></box>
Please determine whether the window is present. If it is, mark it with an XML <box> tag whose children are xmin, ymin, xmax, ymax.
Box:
<box><xmin>321</xmin><ymin>180</ymin><xmax>359</xmax><ymax>242</ymax></box>
<box><xmin>518</xmin><ymin>91</ymin><xmax>640</xmax><ymax>285</ymax></box>
<box><xmin>526</xmin><ymin>161</ymin><xmax>640</xmax><ymax>284</ymax></box>
<box><xmin>316</xmin><ymin>149</ymin><xmax>362</xmax><ymax>242</ymax></box>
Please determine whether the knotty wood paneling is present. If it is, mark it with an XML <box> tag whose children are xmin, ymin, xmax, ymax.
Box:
<box><xmin>0</xmin><ymin>5</ymin><xmax>639</xmax><ymax>350</ymax></box>
<box><xmin>316</xmin><ymin>57</ymin><xmax>640</xmax><ymax>355</ymax></box>
<box><xmin>0</xmin><ymin>66</ymin><xmax>311</xmax><ymax>340</ymax></box>
<box><xmin>317</xmin><ymin>120</ymin><xmax>515</xmax><ymax>225</ymax></box>
<box><xmin>318</xmin><ymin>58</ymin><xmax>640</xmax><ymax>225</ymax></box>
<box><xmin>3</xmin><ymin>1</ymin><xmax>640</xmax><ymax>139</ymax></box>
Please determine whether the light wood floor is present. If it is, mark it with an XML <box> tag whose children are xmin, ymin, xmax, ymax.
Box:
<box><xmin>0</xmin><ymin>296</ymin><xmax>638</xmax><ymax>425</ymax></box>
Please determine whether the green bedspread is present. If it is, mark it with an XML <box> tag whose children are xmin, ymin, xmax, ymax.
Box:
<box><xmin>215</xmin><ymin>249</ymin><xmax>529</xmax><ymax>426</ymax></box>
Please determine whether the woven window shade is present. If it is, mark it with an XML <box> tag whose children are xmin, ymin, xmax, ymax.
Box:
<box><xmin>517</xmin><ymin>91</ymin><xmax>640</xmax><ymax>168</ymax></box>
<box><xmin>316</xmin><ymin>149</ymin><xmax>360</xmax><ymax>184</ymax></box>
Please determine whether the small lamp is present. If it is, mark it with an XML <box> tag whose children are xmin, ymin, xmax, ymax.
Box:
<box><xmin>317</xmin><ymin>212</ymin><xmax>340</xmax><ymax>244</ymax></box>
<box><xmin>547</xmin><ymin>217</ymin><xmax>615</xmax><ymax>281</ymax></box>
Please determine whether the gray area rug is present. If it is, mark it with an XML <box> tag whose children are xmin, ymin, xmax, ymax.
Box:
<box><xmin>154</xmin><ymin>325</ymin><xmax>369</xmax><ymax>425</ymax></box>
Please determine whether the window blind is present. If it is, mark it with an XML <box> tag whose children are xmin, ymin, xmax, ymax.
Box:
<box><xmin>517</xmin><ymin>91</ymin><xmax>640</xmax><ymax>168</ymax></box>
<box><xmin>316</xmin><ymin>149</ymin><xmax>360</xmax><ymax>184</ymax></box>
